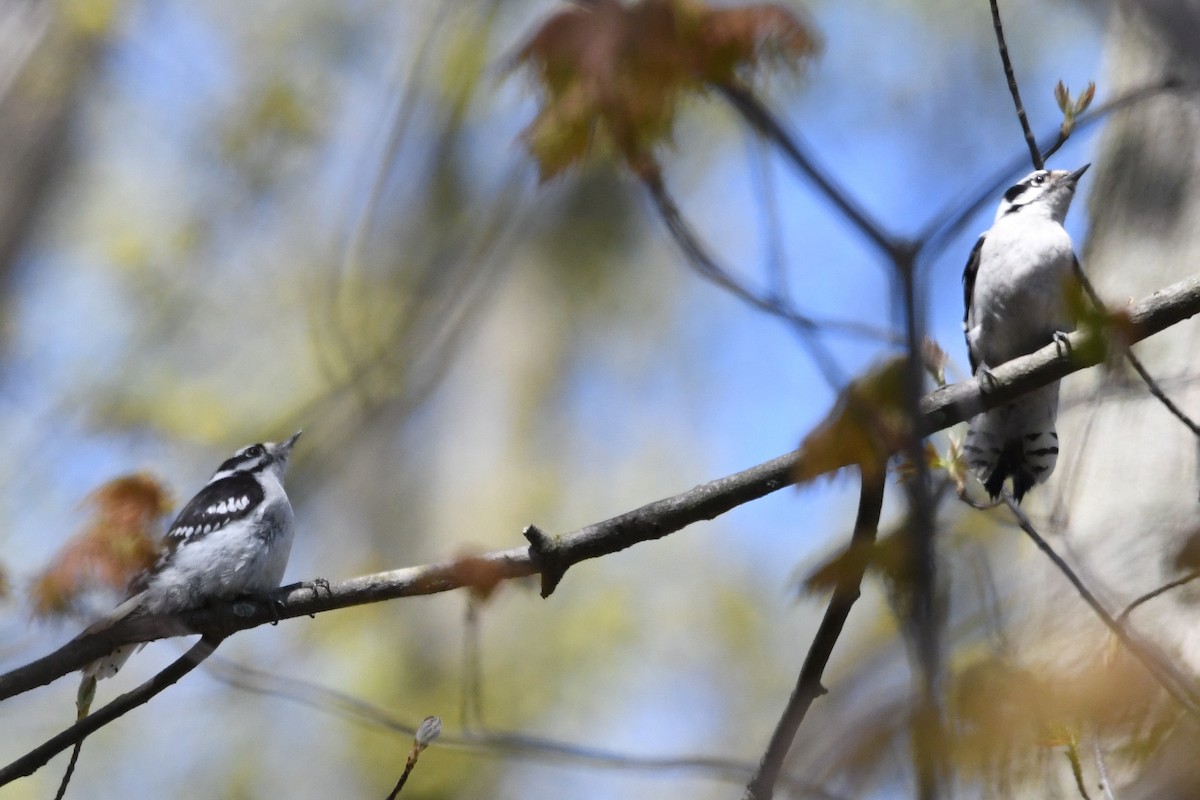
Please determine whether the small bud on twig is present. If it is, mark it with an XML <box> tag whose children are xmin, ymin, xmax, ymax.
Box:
<box><xmin>415</xmin><ymin>716</ymin><xmax>442</xmax><ymax>749</ymax></box>
<box><xmin>384</xmin><ymin>715</ymin><xmax>443</xmax><ymax>799</ymax></box>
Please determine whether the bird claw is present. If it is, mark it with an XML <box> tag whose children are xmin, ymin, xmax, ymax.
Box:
<box><xmin>976</xmin><ymin>365</ymin><xmax>999</xmax><ymax>394</ymax></box>
<box><xmin>231</xmin><ymin>593</ymin><xmax>284</xmax><ymax>624</ymax></box>
<box><xmin>1052</xmin><ymin>330</ymin><xmax>1072</xmax><ymax>358</ymax></box>
<box><xmin>305</xmin><ymin>578</ymin><xmax>331</xmax><ymax>618</ymax></box>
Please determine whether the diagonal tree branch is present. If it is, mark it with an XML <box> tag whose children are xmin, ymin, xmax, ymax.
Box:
<box><xmin>715</xmin><ymin>82</ymin><xmax>899</xmax><ymax>260</ymax></box>
<box><xmin>3</xmin><ymin>273</ymin><xmax>1200</xmax><ymax>706</ymax></box>
<box><xmin>743</xmin><ymin>468</ymin><xmax>886</xmax><ymax>800</ymax></box>
<box><xmin>988</xmin><ymin>0</ymin><xmax>1042</xmax><ymax>169</ymax></box>
<box><xmin>0</xmin><ymin>635</ymin><xmax>222</xmax><ymax>788</ymax></box>
<box><xmin>1003</xmin><ymin>499</ymin><xmax>1200</xmax><ymax>713</ymax></box>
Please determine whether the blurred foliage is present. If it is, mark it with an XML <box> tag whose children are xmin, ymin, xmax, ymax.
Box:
<box><xmin>514</xmin><ymin>0</ymin><xmax>819</xmax><ymax>179</ymax></box>
<box><xmin>30</xmin><ymin>474</ymin><xmax>170</xmax><ymax>619</ymax></box>
<box><xmin>793</xmin><ymin>356</ymin><xmax>909</xmax><ymax>483</ymax></box>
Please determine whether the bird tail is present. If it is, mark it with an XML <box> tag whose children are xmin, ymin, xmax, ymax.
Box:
<box><xmin>78</xmin><ymin>591</ymin><xmax>147</xmax><ymax>679</ymax></box>
<box><xmin>964</xmin><ymin>384</ymin><xmax>1061</xmax><ymax>503</ymax></box>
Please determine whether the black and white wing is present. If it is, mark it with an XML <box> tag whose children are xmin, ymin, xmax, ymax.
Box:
<box><xmin>962</xmin><ymin>234</ymin><xmax>985</xmax><ymax>374</ymax></box>
<box><xmin>123</xmin><ymin>472</ymin><xmax>263</xmax><ymax>597</ymax></box>
<box><xmin>165</xmin><ymin>472</ymin><xmax>264</xmax><ymax>546</ymax></box>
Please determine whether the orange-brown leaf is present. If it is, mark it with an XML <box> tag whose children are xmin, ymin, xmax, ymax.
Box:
<box><xmin>447</xmin><ymin>553</ymin><xmax>507</xmax><ymax>603</ymax></box>
<box><xmin>514</xmin><ymin>0</ymin><xmax>818</xmax><ymax>180</ymax></box>
<box><xmin>894</xmin><ymin>441</ymin><xmax>941</xmax><ymax>484</ymax></box>
<box><xmin>30</xmin><ymin>473</ymin><xmax>171</xmax><ymax>619</ymax></box>
<box><xmin>693</xmin><ymin>4</ymin><xmax>819</xmax><ymax>83</ymax></box>
<box><xmin>802</xmin><ymin>530</ymin><xmax>910</xmax><ymax>594</ymax></box>
<box><xmin>793</xmin><ymin>356</ymin><xmax>911</xmax><ymax>483</ymax></box>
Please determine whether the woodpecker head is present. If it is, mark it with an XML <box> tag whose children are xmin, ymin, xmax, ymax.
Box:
<box><xmin>995</xmin><ymin>163</ymin><xmax>1089</xmax><ymax>223</ymax></box>
<box><xmin>211</xmin><ymin>431</ymin><xmax>302</xmax><ymax>483</ymax></box>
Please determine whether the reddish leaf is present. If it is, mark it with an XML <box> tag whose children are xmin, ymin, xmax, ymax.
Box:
<box><xmin>447</xmin><ymin>552</ymin><xmax>507</xmax><ymax>602</ymax></box>
<box><xmin>30</xmin><ymin>474</ymin><xmax>171</xmax><ymax>619</ymax></box>
<box><xmin>514</xmin><ymin>0</ymin><xmax>818</xmax><ymax>180</ymax></box>
<box><xmin>793</xmin><ymin>356</ymin><xmax>911</xmax><ymax>483</ymax></box>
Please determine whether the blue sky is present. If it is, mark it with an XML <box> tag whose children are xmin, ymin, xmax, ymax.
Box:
<box><xmin>0</xmin><ymin>1</ymin><xmax>1113</xmax><ymax>797</ymax></box>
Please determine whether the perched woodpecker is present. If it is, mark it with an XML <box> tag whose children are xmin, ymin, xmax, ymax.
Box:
<box><xmin>82</xmin><ymin>432</ymin><xmax>302</xmax><ymax>678</ymax></box>
<box><xmin>962</xmin><ymin>165</ymin><xmax>1089</xmax><ymax>502</ymax></box>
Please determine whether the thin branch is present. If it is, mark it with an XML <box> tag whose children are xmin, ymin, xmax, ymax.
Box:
<box><xmin>745</xmin><ymin>131</ymin><xmax>789</xmax><ymax>301</ymax></box>
<box><xmin>1093</xmin><ymin>739</ymin><xmax>1116</xmax><ymax>800</ymax></box>
<box><xmin>5</xmin><ymin>272</ymin><xmax>1200</xmax><ymax>703</ymax></box>
<box><xmin>1071</xmin><ymin>259</ymin><xmax>1200</xmax><ymax>442</ymax></box>
<box><xmin>0</xmin><ymin>636</ymin><xmax>222</xmax><ymax>788</ymax></box>
<box><xmin>916</xmin><ymin>77</ymin><xmax>1186</xmax><ymax>259</ymax></box>
<box><xmin>1117</xmin><ymin>570</ymin><xmax>1200</xmax><ymax>623</ymax></box>
<box><xmin>638</xmin><ymin>166</ymin><xmax>851</xmax><ymax>390</ymax></box>
<box><xmin>1003</xmin><ymin>499</ymin><xmax>1200</xmax><ymax>714</ymax></box>
<box><xmin>743</xmin><ymin>468</ymin><xmax>886</xmax><ymax>800</ymax></box>
<box><xmin>203</xmin><ymin>657</ymin><xmax>851</xmax><ymax>800</ymax></box>
<box><xmin>715</xmin><ymin>82</ymin><xmax>899</xmax><ymax>260</ymax></box>
<box><xmin>1067</xmin><ymin>739</ymin><xmax>1093</xmax><ymax>800</ymax></box>
<box><xmin>461</xmin><ymin>598</ymin><xmax>484</xmax><ymax>731</ymax></box>
<box><xmin>988</xmin><ymin>0</ymin><xmax>1042</xmax><ymax>169</ymax></box>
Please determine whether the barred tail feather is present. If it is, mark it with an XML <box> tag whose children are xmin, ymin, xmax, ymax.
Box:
<box><xmin>77</xmin><ymin>590</ymin><xmax>148</xmax><ymax>680</ymax></box>
<box><xmin>82</xmin><ymin>644</ymin><xmax>140</xmax><ymax>680</ymax></box>
<box><xmin>964</xmin><ymin>384</ymin><xmax>1060</xmax><ymax>503</ymax></box>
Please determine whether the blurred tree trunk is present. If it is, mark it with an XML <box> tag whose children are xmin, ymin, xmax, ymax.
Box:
<box><xmin>1054</xmin><ymin>1</ymin><xmax>1200</xmax><ymax>795</ymax></box>
<box><xmin>0</xmin><ymin>0</ymin><xmax>110</xmax><ymax>303</ymax></box>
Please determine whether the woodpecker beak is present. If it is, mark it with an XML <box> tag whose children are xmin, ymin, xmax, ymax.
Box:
<box><xmin>1065</xmin><ymin>163</ymin><xmax>1090</xmax><ymax>184</ymax></box>
<box><xmin>277</xmin><ymin>430</ymin><xmax>302</xmax><ymax>458</ymax></box>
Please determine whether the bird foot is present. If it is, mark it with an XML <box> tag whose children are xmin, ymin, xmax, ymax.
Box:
<box><xmin>232</xmin><ymin>592</ymin><xmax>285</xmax><ymax>625</ymax></box>
<box><xmin>1052</xmin><ymin>330</ymin><xmax>1072</xmax><ymax>358</ymax></box>
<box><xmin>976</xmin><ymin>365</ymin><xmax>999</xmax><ymax>394</ymax></box>
<box><xmin>277</xmin><ymin>578</ymin><xmax>332</xmax><ymax>618</ymax></box>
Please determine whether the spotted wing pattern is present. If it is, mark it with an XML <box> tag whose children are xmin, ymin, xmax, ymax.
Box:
<box><xmin>166</xmin><ymin>472</ymin><xmax>264</xmax><ymax>543</ymax></box>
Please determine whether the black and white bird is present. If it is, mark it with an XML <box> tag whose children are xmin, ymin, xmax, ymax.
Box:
<box><xmin>83</xmin><ymin>432</ymin><xmax>302</xmax><ymax>678</ymax></box>
<box><xmin>962</xmin><ymin>165</ymin><xmax>1089</xmax><ymax>502</ymax></box>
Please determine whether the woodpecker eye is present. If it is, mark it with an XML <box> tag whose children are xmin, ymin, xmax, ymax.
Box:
<box><xmin>1033</xmin><ymin>174</ymin><xmax>1046</xmax><ymax>186</ymax></box>
<box><xmin>245</xmin><ymin>445</ymin><xmax>264</xmax><ymax>458</ymax></box>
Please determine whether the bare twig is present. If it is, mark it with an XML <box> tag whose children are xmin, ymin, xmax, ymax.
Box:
<box><xmin>988</xmin><ymin>0</ymin><xmax>1042</xmax><ymax>169</ymax></box>
<box><xmin>745</xmin><ymin>131</ymin><xmax>789</xmax><ymax>301</ymax></box>
<box><xmin>204</xmin><ymin>657</ymin><xmax>850</xmax><ymax>799</ymax></box>
<box><xmin>461</xmin><ymin>598</ymin><xmax>484</xmax><ymax>731</ymax></box>
<box><xmin>715</xmin><ymin>82</ymin><xmax>898</xmax><ymax>259</ymax></box>
<box><xmin>1003</xmin><ymin>499</ymin><xmax>1200</xmax><ymax>714</ymax></box>
<box><xmin>0</xmin><ymin>636</ymin><xmax>222</xmax><ymax>788</ymax></box>
<box><xmin>1117</xmin><ymin>570</ymin><xmax>1200</xmax><ymax>623</ymax></box>
<box><xmin>638</xmin><ymin>166</ymin><xmax>851</xmax><ymax>389</ymax></box>
<box><xmin>1067</xmin><ymin>740</ymin><xmax>1093</xmax><ymax>800</ymax></box>
<box><xmin>384</xmin><ymin>717</ymin><xmax>441</xmax><ymax>799</ymax></box>
<box><xmin>6</xmin><ymin>273</ymin><xmax>1200</xmax><ymax>704</ymax></box>
<box><xmin>916</xmin><ymin>77</ymin><xmax>1186</xmax><ymax>261</ymax></box>
<box><xmin>743</xmin><ymin>468</ymin><xmax>886</xmax><ymax>800</ymax></box>
<box><xmin>1071</xmin><ymin>259</ymin><xmax>1200</xmax><ymax>443</ymax></box>
<box><xmin>1093</xmin><ymin>739</ymin><xmax>1116</xmax><ymax>800</ymax></box>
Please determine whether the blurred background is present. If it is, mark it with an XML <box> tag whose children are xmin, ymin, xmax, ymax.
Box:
<box><xmin>2</xmin><ymin>0</ymin><xmax>1198</xmax><ymax>797</ymax></box>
